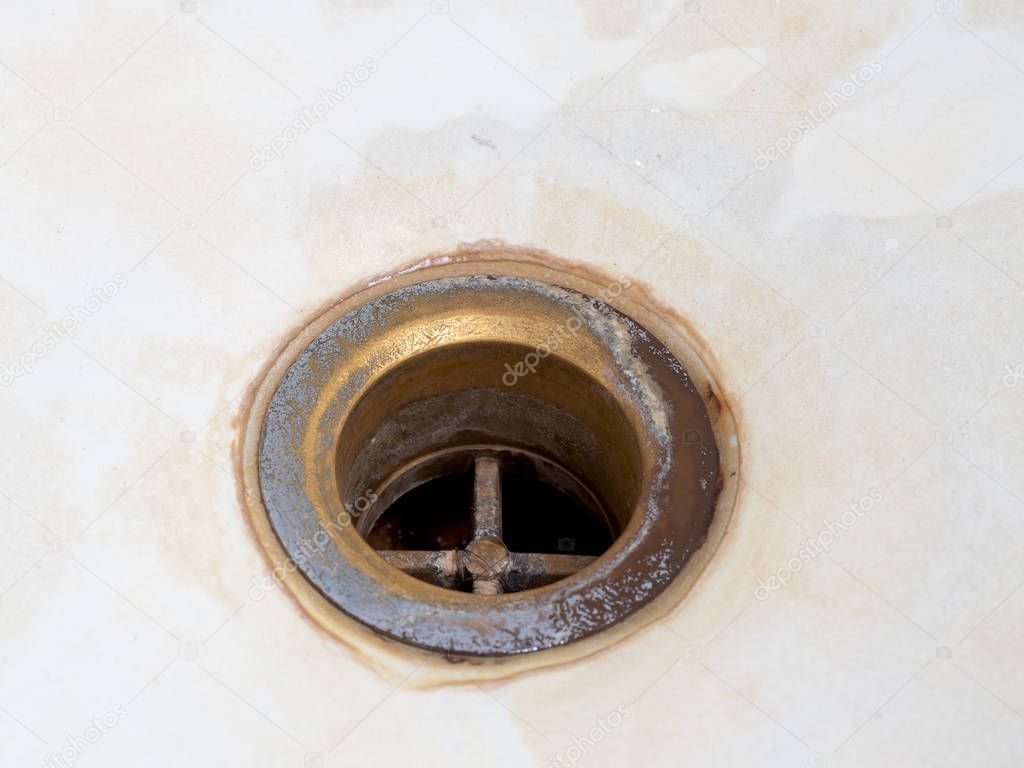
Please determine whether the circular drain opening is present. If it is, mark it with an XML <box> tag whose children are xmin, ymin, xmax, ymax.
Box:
<box><xmin>338</xmin><ymin>338</ymin><xmax>643</xmax><ymax>595</ymax></box>
<box><xmin>364</xmin><ymin>448</ymin><xmax>620</xmax><ymax>592</ymax></box>
<box><xmin>241</xmin><ymin>253</ymin><xmax>737</xmax><ymax>658</ymax></box>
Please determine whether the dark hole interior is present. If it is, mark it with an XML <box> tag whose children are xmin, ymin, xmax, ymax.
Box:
<box><xmin>366</xmin><ymin>473</ymin><xmax>474</xmax><ymax>551</ymax></box>
<box><xmin>365</xmin><ymin>467</ymin><xmax>616</xmax><ymax>556</ymax></box>
<box><xmin>500</xmin><ymin>474</ymin><xmax>614</xmax><ymax>556</ymax></box>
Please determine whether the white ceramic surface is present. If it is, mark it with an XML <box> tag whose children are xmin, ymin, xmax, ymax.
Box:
<box><xmin>2</xmin><ymin>2</ymin><xmax>1022</xmax><ymax>766</ymax></box>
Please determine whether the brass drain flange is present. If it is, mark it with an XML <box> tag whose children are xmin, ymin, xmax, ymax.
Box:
<box><xmin>240</xmin><ymin>250</ymin><xmax>738</xmax><ymax>658</ymax></box>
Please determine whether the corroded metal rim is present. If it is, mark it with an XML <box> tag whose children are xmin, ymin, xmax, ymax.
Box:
<box><xmin>242</xmin><ymin>255</ymin><xmax>733</xmax><ymax>658</ymax></box>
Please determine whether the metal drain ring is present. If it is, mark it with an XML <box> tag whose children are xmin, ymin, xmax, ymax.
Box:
<box><xmin>249</xmin><ymin>270</ymin><xmax>723</xmax><ymax>657</ymax></box>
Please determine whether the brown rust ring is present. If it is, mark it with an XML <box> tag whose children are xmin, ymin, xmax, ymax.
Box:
<box><xmin>245</xmin><ymin>262</ymin><xmax>726</xmax><ymax>657</ymax></box>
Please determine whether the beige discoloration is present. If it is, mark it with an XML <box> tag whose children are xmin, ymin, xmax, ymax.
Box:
<box><xmin>578</xmin><ymin>2</ymin><xmax>677</xmax><ymax>42</ymax></box>
<box><xmin>7</xmin><ymin>3</ymin><xmax>1021</xmax><ymax>762</ymax></box>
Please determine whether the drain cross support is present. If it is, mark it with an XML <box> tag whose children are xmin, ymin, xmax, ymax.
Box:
<box><xmin>377</xmin><ymin>454</ymin><xmax>597</xmax><ymax>593</ymax></box>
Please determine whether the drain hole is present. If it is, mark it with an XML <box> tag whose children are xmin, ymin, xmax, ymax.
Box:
<box><xmin>365</xmin><ymin>472</ymin><xmax>616</xmax><ymax>555</ymax></box>
<box><xmin>339</xmin><ymin>340</ymin><xmax>645</xmax><ymax>596</ymax></box>
<box><xmin>365</xmin><ymin>473</ymin><xmax>474</xmax><ymax>551</ymax></box>
<box><xmin>362</xmin><ymin>449</ymin><xmax>619</xmax><ymax>593</ymax></box>
<box><xmin>500</xmin><ymin>475</ymin><xmax>614</xmax><ymax>556</ymax></box>
<box><xmin>250</xmin><ymin>268</ymin><xmax>726</xmax><ymax>654</ymax></box>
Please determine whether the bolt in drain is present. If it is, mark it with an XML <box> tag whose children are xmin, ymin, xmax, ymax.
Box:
<box><xmin>240</xmin><ymin>251</ymin><xmax>737</xmax><ymax>658</ymax></box>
